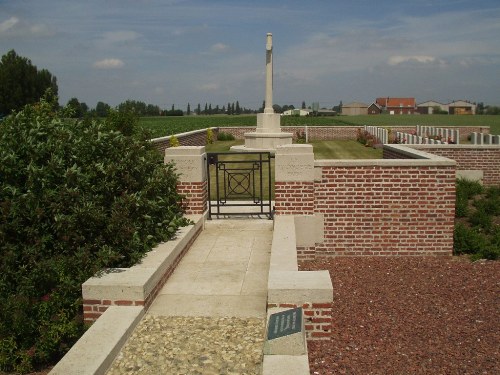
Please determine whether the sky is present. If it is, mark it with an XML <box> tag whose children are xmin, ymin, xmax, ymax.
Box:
<box><xmin>1</xmin><ymin>0</ymin><xmax>500</xmax><ymax>111</ymax></box>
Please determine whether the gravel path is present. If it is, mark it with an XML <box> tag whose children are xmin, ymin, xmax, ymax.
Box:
<box><xmin>300</xmin><ymin>257</ymin><xmax>500</xmax><ymax>374</ymax></box>
<box><xmin>106</xmin><ymin>315</ymin><xmax>265</xmax><ymax>375</ymax></box>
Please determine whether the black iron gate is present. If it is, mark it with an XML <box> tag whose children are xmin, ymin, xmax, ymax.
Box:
<box><xmin>207</xmin><ymin>152</ymin><xmax>273</xmax><ymax>219</ymax></box>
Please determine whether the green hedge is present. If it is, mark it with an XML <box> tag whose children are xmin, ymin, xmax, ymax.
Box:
<box><xmin>0</xmin><ymin>101</ymin><xmax>188</xmax><ymax>372</ymax></box>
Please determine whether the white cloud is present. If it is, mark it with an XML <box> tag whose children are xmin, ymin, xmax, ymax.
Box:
<box><xmin>101</xmin><ymin>31</ymin><xmax>140</xmax><ymax>44</ymax></box>
<box><xmin>388</xmin><ymin>55</ymin><xmax>436</xmax><ymax>65</ymax></box>
<box><xmin>0</xmin><ymin>17</ymin><xmax>19</xmax><ymax>33</ymax></box>
<box><xmin>93</xmin><ymin>58</ymin><xmax>125</xmax><ymax>69</ymax></box>
<box><xmin>198</xmin><ymin>83</ymin><xmax>220</xmax><ymax>91</ymax></box>
<box><xmin>210</xmin><ymin>43</ymin><xmax>229</xmax><ymax>52</ymax></box>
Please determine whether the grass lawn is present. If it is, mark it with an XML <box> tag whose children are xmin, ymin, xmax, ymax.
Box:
<box><xmin>311</xmin><ymin>140</ymin><xmax>382</xmax><ymax>159</ymax></box>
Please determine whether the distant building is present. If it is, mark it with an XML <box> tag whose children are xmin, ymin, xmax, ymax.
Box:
<box><xmin>417</xmin><ymin>100</ymin><xmax>476</xmax><ymax>115</ymax></box>
<box><xmin>417</xmin><ymin>100</ymin><xmax>448</xmax><ymax>114</ymax></box>
<box><xmin>282</xmin><ymin>109</ymin><xmax>310</xmax><ymax>116</ymax></box>
<box><xmin>448</xmin><ymin>100</ymin><xmax>476</xmax><ymax>115</ymax></box>
<box><xmin>375</xmin><ymin>97</ymin><xmax>416</xmax><ymax>114</ymax></box>
<box><xmin>342</xmin><ymin>102</ymin><xmax>368</xmax><ymax>116</ymax></box>
<box><xmin>368</xmin><ymin>103</ymin><xmax>382</xmax><ymax>115</ymax></box>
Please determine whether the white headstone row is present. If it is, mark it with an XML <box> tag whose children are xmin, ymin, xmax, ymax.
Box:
<box><xmin>395</xmin><ymin>131</ymin><xmax>448</xmax><ymax>145</ymax></box>
<box><xmin>363</xmin><ymin>125</ymin><xmax>389</xmax><ymax>144</ymax></box>
<box><xmin>416</xmin><ymin>125</ymin><xmax>459</xmax><ymax>144</ymax></box>
<box><xmin>470</xmin><ymin>132</ymin><xmax>500</xmax><ymax>145</ymax></box>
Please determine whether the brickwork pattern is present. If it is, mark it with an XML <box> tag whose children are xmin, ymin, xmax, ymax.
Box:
<box><xmin>417</xmin><ymin>147</ymin><xmax>500</xmax><ymax>186</ymax></box>
<box><xmin>313</xmin><ymin>165</ymin><xmax>455</xmax><ymax>257</ymax></box>
<box><xmin>177</xmin><ymin>181</ymin><xmax>208</xmax><ymax>215</ymax></box>
<box><xmin>83</xmin><ymin>225</ymin><xmax>202</xmax><ymax>324</ymax></box>
<box><xmin>274</xmin><ymin>181</ymin><xmax>314</xmax><ymax>215</ymax></box>
<box><xmin>267</xmin><ymin>302</ymin><xmax>333</xmax><ymax>340</ymax></box>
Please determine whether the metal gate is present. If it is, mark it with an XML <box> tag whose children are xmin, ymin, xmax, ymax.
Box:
<box><xmin>207</xmin><ymin>152</ymin><xmax>273</xmax><ymax>219</ymax></box>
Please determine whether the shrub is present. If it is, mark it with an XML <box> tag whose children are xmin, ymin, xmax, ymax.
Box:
<box><xmin>206</xmin><ymin>128</ymin><xmax>214</xmax><ymax>144</ymax></box>
<box><xmin>295</xmin><ymin>130</ymin><xmax>306</xmax><ymax>144</ymax></box>
<box><xmin>216</xmin><ymin>132</ymin><xmax>235</xmax><ymax>141</ymax></box>
<box><xmin>169</xmin><ymin>135</ymin><xmax>180</xmax><ymax>147</ymax></box>
<box><xmin>0</xmin><ymin>99</ymin><xmax>188</xmax><ymax>372</ymax></box>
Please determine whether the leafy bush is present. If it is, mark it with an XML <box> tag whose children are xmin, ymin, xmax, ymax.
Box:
<box><xmin>0</xmin><ymin>99</ymin><xmax>188</xmax><ymax>372</ymax></box>
<box><xmin>169</xmin><ymin>135</ymin><xmax>180</xmax><ymax>147</ymax></box>
<box><xmin>216</xmin><ymin>132</ymin><xmax>235</xmax><ymax>141</ymax></box>
<box><xmin>454</xmin><ymin>179</ymin><xmax>499</xmax><ymax>261</ymax></box>
<box><xmin>206</xmin><ymin>128</ymin><xmax>214</xmax><ymax>144</ymax></box>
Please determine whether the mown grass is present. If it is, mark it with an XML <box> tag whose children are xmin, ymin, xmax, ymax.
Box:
<box><xmin>140</xmin><ymin>114</ymin><xmax>500</xmax><ymax>139</ymax></box>
<box><xmin>311</xmin><ymin>140</ymin><xmax>382</xmax><ymax>159</ymax></box>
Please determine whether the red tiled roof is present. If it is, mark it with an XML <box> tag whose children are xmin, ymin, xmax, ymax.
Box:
<box><xmin>376</xmin><ymin>97</ymin><xmax>416</xmax><ymax>108</ymax></box>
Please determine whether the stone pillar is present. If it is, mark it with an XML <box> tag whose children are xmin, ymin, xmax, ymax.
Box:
<box><xmin>164</xmin><ymin>146</ymin><xmax>207</xmax><ymax>215</ymax></box>
<box><xmin>264</xmin><ymin>33</ymin><xmax>274</xmax><ymax>115</ymax></box>
<box><xmin>274</xmin><ymin>144</ymin><xmax>315</xmax><ymax>216</ymax></box>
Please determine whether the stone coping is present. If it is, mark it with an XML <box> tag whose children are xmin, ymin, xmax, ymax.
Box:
<box><xmin>315</xmin><ymin>144</ymin><xmax>456</xmax><ymax>167</ymax></box>
<box><xmin>83</xmin><ymin>214</ymin><xmax>203</xmax><ymax>302</ymax></box>
<box><xmin>409</xmin><ymin>144</ymin><xmax>500</xmax><ymax>150</ymax></box>
<box><xmin>52</xmin><ymin>215</ymin><xmax>204</xmax><ymax>374</ymax></box>
<box><xmin>150</xmin><ymin>127</ymin><xmax>217</xmax><ymax>143</ymax></box>
<box><xmin>268</xmin><ymin>215</ymin><xmax>333</xmax><ymax>304</ymax></box>
<box><xmin>49</xmin><ymin>306</ymin><xmax>144</xmax><ymax>375</ymax></box>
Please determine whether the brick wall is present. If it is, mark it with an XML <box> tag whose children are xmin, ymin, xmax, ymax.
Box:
<box><xmin>312</xmin><ymin>164</ymin><xmax>456</xmax><ymax>257</ymax></box>
<box><xmin>177</xmin><ymin>181</ymin><xmax>208</xmax><ymax>215</ymax></box>
<box><xmin>267</xmin><ymin>302</ymin><xmax>332</xmax><ymax>340</ymax></box>
<box><xmin>407</xmin><ymin>145</ymin><xmax>500</xmax><ymax>186</ymax></box>
<box><xmin>274</xmin><ymin>181</ymin><xmax>314</xmax><ymax>215</ymax></box>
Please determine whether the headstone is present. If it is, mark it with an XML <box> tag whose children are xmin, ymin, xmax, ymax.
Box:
<box><xmin>484</xmin><ymin>134</ymin><xmax>493</xmax><ymax>144</ymax></box>
<box><xmin>264</xmin><ymin>307</ymin><xmax>306</xmax><ymax>355</ymax></box>
<box><xmin>492</xmin><ymin>135</ymin><xmax>500</xmax><ymax>145</ymax></box>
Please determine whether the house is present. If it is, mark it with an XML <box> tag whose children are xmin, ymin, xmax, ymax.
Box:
<box><xmin>375</xmin><ymin>97</ymin><xmax>416</xmax><ymax>114</ymax></box>
<box><xmin>367</xmin><ymin>103</ymin><xmax>382</xmax><ymax>115</ymax></box>
<box><xmin>448</xmin><ymin>100</ymin><xmax>476</xmax><ymax>115</ymax></box>
<box><xmin>282</xmin><ymin>109</ymin><xmax>310</xmax><ymax>116</ymax></box>
<box><xmin>417</xmin><ymin>100</ymin><xmax>448</xmax><ymax>114</ymax></box>
<box><xmin>342</xmin><ymin>102</ymin><xmax>368</xmax><ymax>116</ymax></box>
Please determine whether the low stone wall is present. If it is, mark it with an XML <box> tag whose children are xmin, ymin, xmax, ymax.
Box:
<box><xmin>267</xmin><ymin>215</ymin><xmax>333</xmax><ymax>340</ymax></box>
<box><xmin>82</xmin><ymin>216</ymin><xmax>203</xmax><ymax>323</ymax></box>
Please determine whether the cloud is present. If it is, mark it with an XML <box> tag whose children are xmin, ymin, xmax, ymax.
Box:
<box><xmin>0</xmin><ymin>17</ymin><xmax>19</xmax><ymax>33</ymax></box>
<box><xmin>210</xmin><ymin>43</ymin><xmax>229</xmax><ymax>52</ymax></box>
<box><xmin>100</xmin><ymin>31</ymin><xmax>140</xmax><ymax>44</ymax></box>
<box><xmin>93</xmin><ymin>58</ymin><xmax>125</xmax><ymax>69</ymax></box>
<box><xmin>198</xmin><ymin>83</ymin><xmax>220</xmax><ymax>91</ymax></box>
<box><xmin>0</xmin><ymin>16</ymin><xmax>55</xmax><ymax>37</ymax></box>
<box><xmin>388</xmin><ymin>55</ymin><xmax>437</xmax><ymax>65</ymax></box>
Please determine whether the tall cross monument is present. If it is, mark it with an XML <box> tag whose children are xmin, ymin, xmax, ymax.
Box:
<box><xmin>232</xmin><ymin>32</ymin><xmax>292</xmax><ymax>151</ymax></box>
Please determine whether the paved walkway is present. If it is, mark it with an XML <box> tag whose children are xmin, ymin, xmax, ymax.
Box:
<box><xmin>107</xmin><ymin>219</ymin><xmax>273</xmax><ymax>374</ymax></box>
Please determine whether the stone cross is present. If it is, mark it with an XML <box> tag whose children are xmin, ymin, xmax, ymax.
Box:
<box><xmin>264</xmin><ymin>33</ymin><xmax>274</xmax><ymax>114</ymax></box>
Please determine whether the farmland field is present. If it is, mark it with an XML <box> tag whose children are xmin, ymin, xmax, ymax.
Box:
<box><xmin>139</xmin><ymin>115</ymin><xmax>500</xmax><ymax>139</ymax></box>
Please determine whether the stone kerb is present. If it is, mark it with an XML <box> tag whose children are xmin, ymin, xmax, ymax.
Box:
<box><xmin>267</xmin><ymin>216</ymin><xmax>334</xmax><ymax>340</ymax></box>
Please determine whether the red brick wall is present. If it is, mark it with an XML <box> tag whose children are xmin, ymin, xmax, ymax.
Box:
<box><xmin>274</xmin><ymin>181</ymin><xmax>315</xmax><ymax>215</ymax></box>
<box><xmin>312</xmin><ymin>165</ymin><xmax>455</xmax><ymax>257</ymax></box>
<box><xmin>177</xmin><ymin>181</ymin><xmax>208</xmax><ymax>215</ymax></box>
<box><xmin>410</xmin><ymin>146</ymin><xmax>500</xmax><ymax>186</ymax></box>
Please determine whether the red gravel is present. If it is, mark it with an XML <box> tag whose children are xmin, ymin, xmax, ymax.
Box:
<box><xmin>300</xmin><ymin>257</ymin><xmax>500</xmax><ymax>375</ymax></box>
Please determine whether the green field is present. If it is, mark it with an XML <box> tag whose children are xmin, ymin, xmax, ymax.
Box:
<box><xmin>140</xmin><ymin>114</ymin><xmax>500</xmax><ymax>139</ymax></box>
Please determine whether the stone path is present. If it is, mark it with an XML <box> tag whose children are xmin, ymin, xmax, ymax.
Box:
<box><xmin>107</xmin><ymin>219</ymin><xmax>273</xmax><ymax>374</ymax></box>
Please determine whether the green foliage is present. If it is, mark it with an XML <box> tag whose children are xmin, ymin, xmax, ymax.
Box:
<box><xmin>454</xmin><ymin>179</ymin><xmax>499</xmax><ymax>261</ymax></box>
<box><xmin>0</xmin><ymin>50</ymin><xmax>58</xmax><ymax>116</ymax></box>
<box><xmin>216</xmin><ymin>132</ymin><xmax>235</xmax><ymax>141</ymax></box>
<box><xmin>0</xmin><ymin>100</ymin><xmax>188</xmax><ymax>372</ymax></box>
<box><xmin>169</xmin><ymin>135</ymin><xmax>180</xmax><ymax>147</ymax></box>
<box><xmin>105</xmin><ymin>109</ymin><xmax>139</xmax><ymax>137</ymax></box>
<box><xmin>206</xmin><ymin>128</ymin><xmax>214</xmax><ymax>144</ymax></box>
